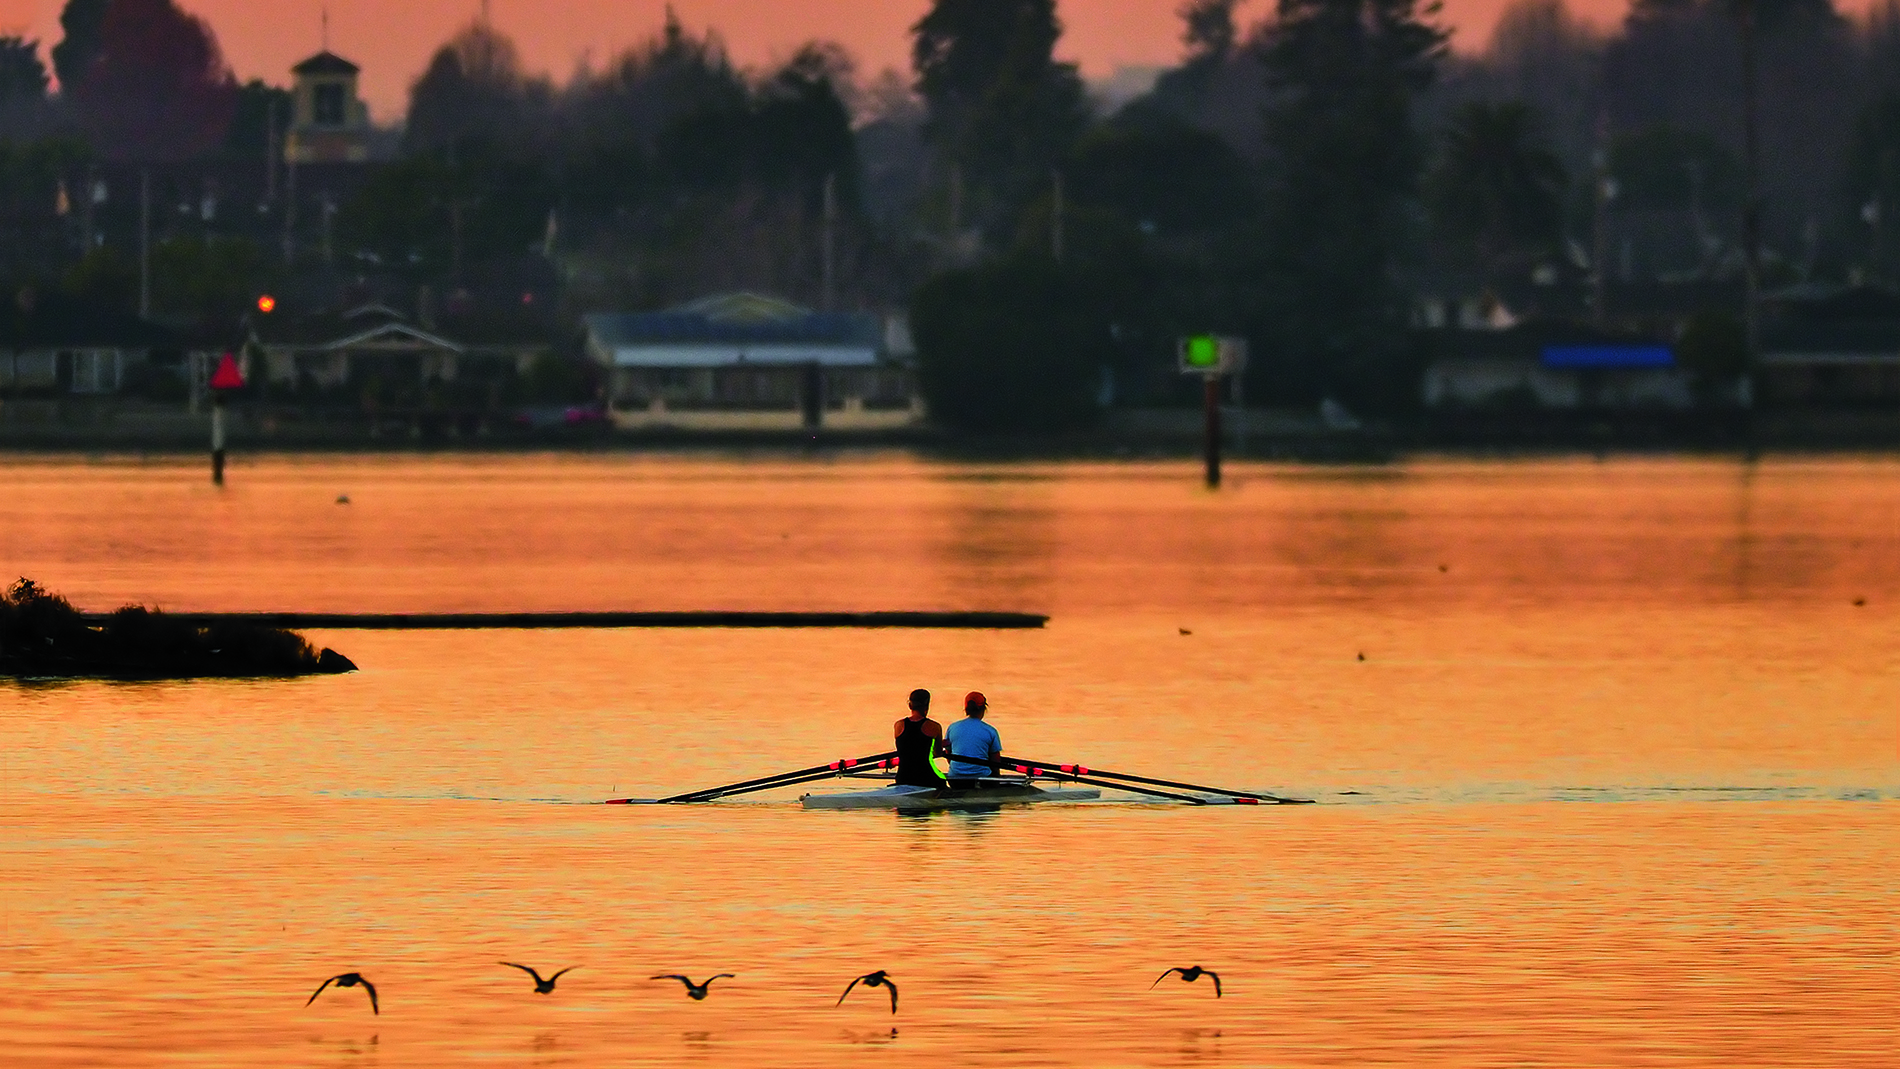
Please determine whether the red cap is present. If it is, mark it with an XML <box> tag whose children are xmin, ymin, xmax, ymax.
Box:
<box><xmin>965</xmin><ymin>691</ymin><xmax>987</xmax><ymax>710</ymax></box>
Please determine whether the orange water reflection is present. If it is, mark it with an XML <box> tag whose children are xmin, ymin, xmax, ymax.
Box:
<box><xmin>3</xmin><ymin>455</ymin><xmax>1895</xmax><ymax>1067</ymax></box>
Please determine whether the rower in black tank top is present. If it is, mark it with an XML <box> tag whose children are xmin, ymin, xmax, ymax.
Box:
<box><xmin>893</xmin><ymin>689</ymin><xmax>945</xmax><ymax>788</ymax></box>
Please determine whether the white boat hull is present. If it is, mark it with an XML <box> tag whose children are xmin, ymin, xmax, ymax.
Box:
<box><xmin>801</xmin><ymin>782</ymin><xmax>1101</xmax><ymax>810</ymax></box>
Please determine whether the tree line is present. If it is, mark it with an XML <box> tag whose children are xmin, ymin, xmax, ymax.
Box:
<box><xmin>2</xmin><ymin>0</ymin><xmax>1900</xmax><ymax>429</ymax></box>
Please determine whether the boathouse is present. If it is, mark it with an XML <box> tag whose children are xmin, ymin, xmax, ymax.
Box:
<box><xmin>583</xmin><ymin>293</ymin><xmax>922</xmax><ymax>431</ymax></box>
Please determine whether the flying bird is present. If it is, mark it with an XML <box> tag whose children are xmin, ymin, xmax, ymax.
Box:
<box><xmin>837</xmin><ymin>970</ymin><xmax>899</xmax><ymax>1014</ymax></box>
<box><xmin>500</xmin><ymin>962</ymin><xmax>577</xmax><ymax>994</ymax></box>
<box><xmin>652</xmin><ymin>974</ymin><xmax>733</xmax><ymax>1000</ymax></box>
<box><xmin>307</xmin><ymin>972</ymin><xmax>380</xmax><ymax>1014</ymax></box>
<box><xmin>1152</xmin><ymin>965</ymin><xmax>1221</xmax><ymax>998</ymax></box>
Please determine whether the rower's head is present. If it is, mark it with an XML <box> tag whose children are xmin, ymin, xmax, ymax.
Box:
<box><xmin>908</xmin><ymin>688</ymin><xmax>931</xmax><ymax>716</ymax></box>
<box><xmin>964</xmin><ymin>691</ymin><xmax>988</xmax><ymax>719</ymax></box>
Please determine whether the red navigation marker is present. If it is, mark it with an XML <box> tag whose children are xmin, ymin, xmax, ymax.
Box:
<box><xmin>209</xmin><ymin>353</ymin><xmax>245</xmax><ymax>391</ymax></box>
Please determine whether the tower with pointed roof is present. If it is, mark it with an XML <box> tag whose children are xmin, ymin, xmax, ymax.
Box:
<box><xmin>286</xmin><ymin>50</ymin><xmax>370</xmax><ymax>164</ymax></box>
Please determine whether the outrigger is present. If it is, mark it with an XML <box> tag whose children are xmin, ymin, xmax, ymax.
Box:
<box><xmin>604</xmin><ymin>752</ymin><xmax>1313</xmax><ymax>809</ymax></box>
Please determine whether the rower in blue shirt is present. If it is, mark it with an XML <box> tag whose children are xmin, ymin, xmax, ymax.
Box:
<box><xmin>943</xmin><ymin>691</ymin><xmax>1002</xmax><ymax>789</ymax></box>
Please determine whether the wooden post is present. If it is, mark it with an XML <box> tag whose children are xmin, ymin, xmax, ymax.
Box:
<box><xmin>211</xmin><ymin>394</ymin><xmax>226</xmax><ymax>485</ymax></box>
<box><xmin>1203</xmin><ymin>373</ymin><xmax>1222</xmax><ymax>489</ymax></box>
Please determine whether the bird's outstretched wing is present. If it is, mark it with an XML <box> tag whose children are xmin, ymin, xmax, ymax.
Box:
<box><xmin>1205</xmin><ymin>970</ymin><xmax>1221</xmax><ymax>999</ymax></box>
<box><xmin>1151</xmin><ymin>968</ymin><xmax>1184</xmax><ymax>989</ymax></box>
<box><xmin>549</xmin><ymin>967</ymin><xmax>578</xmax><ymax>983</ymax></box>
<box><xmin>306</xmin><ymin>975</ymin><xmax>339</xmax><ymax>1006</ymax></box>
<box><xmin>836</xmin><ymin>975</ymin><xmax>864</xmax><ymax>1006</ymax></box>
<box><xmin>360</xmin><ymin>977</ymin><xmax>379</xmax><ymax>1015</ymax></box>
<box><xmin>707</xmin><ymin>974</ymin><xmax>735</xmax><ymax>984</ymax></box>
<box><xmin>885</xmin><ymin>979</ymin><xmax>899</xmax><ymax>1015</ymax></box>
<box><xmin>652</xmin><ymin>974</ymin><xmax>692</xmax><ymax>989</ymax></box>
<box><xmin>500</xmin><ymin>962</ymin><xmax>543</xmax><ymax>984</ymax></box>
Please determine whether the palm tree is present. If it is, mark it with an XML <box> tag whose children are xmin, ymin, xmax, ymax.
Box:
<box><xmin>1427</xmin><ymin>100</ymin><xmax>1568</xmax><ymax>275</ymax></box>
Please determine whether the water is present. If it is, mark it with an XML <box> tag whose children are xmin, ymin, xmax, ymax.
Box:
<box><xmin>3</xmin><ymin>454</ymin><xmax>1894</xmax><ymax>1067</ymax></box>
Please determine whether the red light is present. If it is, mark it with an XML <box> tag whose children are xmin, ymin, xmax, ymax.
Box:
<box><xmin>1234</xmin><ymin>798</ymin><xmax>1259</xmax><ymax>805</ymax></box>
<box><xmin>1077</xmin><ymin>766</ymin><xmax>1089</xmax><ymax>776</ymax></box>
<box><xmin>256</xmin><ymin>295</ymin><xmax>276</xmax><ymax>314</ymax></box>
<box><xmin>1059</xmin><ymin>765</ymin><xmax>1074</xmax><ymax>774</ymax></box>
<box><xmin>844</xmin><ymin>758</ymin><xmax>857</xmax><ymax>768</ymax></box>
<box><xmin>1014</xmin><ymin>765</ymin><xmax>1028</xmax><ymax>774</ymax></box>
<box><xmin>828</xmin><ymin>762</ymin><xmax>841</xmax><ymax>771</ymax></box>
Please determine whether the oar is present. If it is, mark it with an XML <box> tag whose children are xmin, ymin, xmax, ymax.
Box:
<box><xmin>998</xmin><ymin>756</ymin><xmax>1312</xmax><ymax>805</ymax></box>
<box><xmin>605</xmin><ymin>751</ymin><xmax>898</xmax><ymax>805</ymax></box>
<box><xmin>998</xmin><ymin>767</ymin><xmax>1208</xmax><ymax>804</ymax></box>
<box><xmin>661</xmin><ymin>751</ymin><xmax>904</xmax><ymax>805</ymax></box>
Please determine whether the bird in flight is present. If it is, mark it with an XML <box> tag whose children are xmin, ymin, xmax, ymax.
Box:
<box><xmin>652</xmin><ymin>974</ymin><xmax>734</xmax><ymax>1000</ymax></box>
<box><xmin>500</xmin><ymin>962</ymin><xmax>577</xmax><ymax>994</ymax></box>
<box><xmin>837</xmin><ymin>970</ymin><xmax>899</xmax><ymax>1014</ymax></box>
<box><xmin>1152</xmin><ymin>965</ymin><xmax>1222</xmax><ymax>998</ymax></box>
<box><xmin>307</xmin><ymin>972</ymin><xmax>380</xmax><ymax>1014</ymax></box>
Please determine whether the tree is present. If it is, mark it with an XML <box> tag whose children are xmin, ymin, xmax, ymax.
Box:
<box><xmin>51</xmin><ymin>0</ymin><xmax>108</xmax><ymax>95</ymax></box>
<box><xmin>1474</xmin><ymin>0</ymin><xmax>1602</xmax><ymax>173</ymax></box>
<box><xmin>1067</xmin><ymin>115</ymin><xmax>1254</xmax><ymax>234</ymax></box>
<box><xmin>224</xmin><ymin>79</ymin><xmax>292</xmax><ymax>155</ymax></box>
<box><xmin>911</xmin><ymin>0</ymin><xmax>1090</xmax><ymax>229</ymax></box>
<box><xmin>911</xmin><ymin>253</ymin><xmax>1105</xmax><ymax>432</ymax></box>
<box><xmin>749</xmin><ymin>45</ymin><xmax>862</xmax><ymax>206</ymax></box>
<box><xmin>1253</xmin><ymin>0</ymin><xmax>1447</xmax><ymax>409</ymax></box>
<box><xmin>1845</xmin><ymin>92</ymin><xmax>1900</xmax><ymax>280</ymax></box>
<box><xmin>68</xmin><ymin>0</ymin><xmax>238</xmax><ymax>160</ymax></box>
<box><xmin>404</xmin><ymin>20</ymin><xmax>543</xmax><ymax>154</ymax></box>
<box><xmin>1426</xmin><ymin>101</ymin><xmax>1567</xmax><ymax>272</ymax></box>
<box><xmin>1181</xmin><ymin>0</ymin><xmax>1243</xmax><ymax>61</ymax></box>
<box><xmin>0</xmin><ymin>37</ymin><xmax>50</xmax><ymax>104</ymax></box>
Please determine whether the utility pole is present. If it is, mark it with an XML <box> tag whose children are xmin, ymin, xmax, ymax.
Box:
<box><xmin>321</xmin><ymin>193</ymin><xmax>336</xmax><ymax>264</ymax></box>
<box><xmin>821</xmin><ymin>171</ymin><xmax>837</xmax><ymax>312</ymax></box>
<box><xmin>80</xmin><ymin>168</ymin><xmax>98</xmax><ymax>252</ymax></box>
<box><xmin>1592</xmin><ymin>114</ymin><xmax>1613</xmax><ymax>329</ymax></box>
<box><xmin>948</xmin><ymin>167</ymin><xmax>963</xmax><ymax>235</ymax></box>
<box><xmin>1738</xmin><ymin>0</ymin><xmax>1763</xmax><ymax>384</ymax></box>
<box><xmin>264</xmin><ymin>95</ymin><xmax>278</xmax><ymax>206</ymax></box>
<box><xmin>138</xmin><ymin>170</ymin><xmax>151</xmax><ymax>318</ymax></box>
<box><xmin>1051</xmin><ymin>169</ymin><xmax>1065</xmax><ymax>263</ymax></box>
<box><xmin>282</xmin><ymin>161</ymin><xmax>299</xmax><ymax>263</ymax></box>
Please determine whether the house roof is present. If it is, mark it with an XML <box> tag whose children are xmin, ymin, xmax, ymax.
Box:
<box><xmin>584</xmin><ymin>293</ymin><xmax>883</xmax><ymax>351</ymax></box>
<box><xmin>293</xmin><ymin>51</ymin><xmax>361</xmax><ymax>76</ymax></box>
<box><xmin>254</xmin><ymin>302</ymin><xmax>462</xmax><ymax>352</ymax></box>
<box><xmin>0</xmin><ymin>289</ymin><xmax>178</xmax><ymax>350</ymax></box>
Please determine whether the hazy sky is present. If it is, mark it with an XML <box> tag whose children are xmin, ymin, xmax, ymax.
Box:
<box><xmin>0</xmin><ymin>0</ymin><xmax>1877</xmax><ymax>121</ymax></box>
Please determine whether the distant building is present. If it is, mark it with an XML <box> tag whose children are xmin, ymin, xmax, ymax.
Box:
<box><xmin>250</xmin><ymin>301</ymin><xmax>554</xmax><ymax>419</ymax></box>
<box><xmin>0</xmin><ymin>288</ymin><xmax>180</xmax><ymax>399</ymax></box>
<box><xmin>1421</xmin><ymin>323</ymin><xmax>1695</xmax><ymax>410</ymax></box>
<box><xmin>285</xmin><ymin>51</ymin><xmax>372</xmax><ymax>165</ymax></box>
<box><xmin>1758</xmin><ymin>284</ymin><xmax>1900</xmax><ymax>407</ymax></box>
<box><xmin>584</xmin><ymin>293</ymin><xmax>922</xmax><ymax>431</ymax></box>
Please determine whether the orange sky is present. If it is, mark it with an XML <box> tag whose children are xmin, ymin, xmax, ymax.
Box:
<box><xmin>0</xmin><ymin>0</ymin><xmax>1879</xmax><ymax>121</ymax></box>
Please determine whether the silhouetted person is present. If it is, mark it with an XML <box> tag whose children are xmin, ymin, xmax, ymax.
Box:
<box><xmin>652</xmin><ymin>974</ymin><xmax>733</xmax><ymax>1000</ymax></box>
<box><xmin>307</xmin><ymin>972</ymin><xmax>379</xmax><ymax>1014</ymax></box>
<box><xmin>500</xmin><ymin>962</ymin><xmax>576</xmax><ymax>994</ymax></box>
<box><xmin>892</xmin><ymin>689</ymin><xmax>946</xmax><ymax>788</ymax></box>
<box><xmin>837</xmin><ymin>970</ymin><xmax>898</xmax><ymax>1014</ymax></box>
<box><xmin>1152</xmin><ymin>965</ymin><xmax>1221</xmax><ymax>998</ymax></box>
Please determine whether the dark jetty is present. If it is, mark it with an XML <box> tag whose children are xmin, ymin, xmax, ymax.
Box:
<box><xmin>1</xmin><ymin>579</ymin><xmax>358</xmax><ymax>680</ymax></box>
<box><xmin>83</xmin><ymin>610</ymin><xmax>1050</xmax><ymax>630</ymax></box>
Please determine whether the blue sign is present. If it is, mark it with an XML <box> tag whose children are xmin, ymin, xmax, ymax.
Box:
<box><xmin>1542</xmin><ymin>346</ymin><xmax>1675</xmax><ymax>369</ymax></box>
